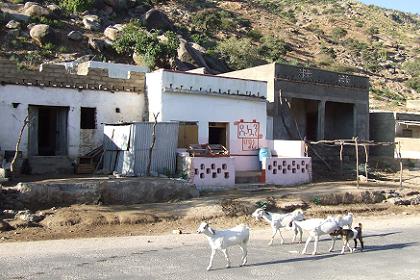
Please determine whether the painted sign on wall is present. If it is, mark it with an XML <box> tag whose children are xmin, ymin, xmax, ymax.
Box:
<box><xmin>236</xmin><ymin>120</ymin><xmax>261</xmax><ymax>151</ymax></box>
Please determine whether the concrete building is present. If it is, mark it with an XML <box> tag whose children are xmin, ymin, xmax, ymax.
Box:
<box><xmin>146</xmin><ymin>69</ymin><xmax>268</xmax><ymax>172</ymax></box>
<box><xmin>0</xmin><ymin>58</ymin><xmax>146</xmax><ymax>173</ymax></box>
<box><xmin>370</xmin><ymin>111</ymin><xmax>420</xmax><ymax>159</ymax></box>
<box><xmin>220</xmin><ymin>63</ymin><xmax>370</xmax><ymax>141</ymax></box>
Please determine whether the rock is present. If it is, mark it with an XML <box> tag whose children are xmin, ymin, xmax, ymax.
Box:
<box><xmin>83</xmin><ymin>15</ymin><xmax>101</xmax><ymax>31</ymax></box>
<box><xmin>129</xmin><ymin>5</ymin><xmax>148</xmax><ymax>17</ymax></box>
<box><xmin>0</xmin><ymin>220</ymin><xmax>14</xmax><ymax>232</ymax></box>
<box><xmin>23</xmin><ymin>2</ymin><xmax>39</xmax><ymax>10</ymax></box>
<box><xmin>387</xmin><ymin>197</ymin><xmax>411</xmax><ymax>206</ymax></box>
<box><xmin>67</xmin><ymin>30</ymin><xmax>84</xmax><ymax>41</ymax></box>
<box><xmin>27</xmin><ymin>23</ymin><xmax>36</xmax><ymax>30</ymax></box>
<box><xmin>30</xmin><ymin>24</ymin><xmax>55</xmax><ymax>45</ymax></box>
<box><xmin>88</xmin><ymin>37</ymin><xmax>105</xmax><ymax>52</ymax></box>
<box><xmin>7</xmin><ymin>29</ymin><xmax>20</xmax><ymax>37</ymax></box>
<box><xmin>15</xmin><ymin>210</ymin><xmax>45</xmax><ymax>223</ymax></box>
<box><xmin>46</xmin><ymin>4</ymin><xmax>61</xmax><ymax>18</ymax></box>
<box><xmin>24</xmin><ymin>5</ymin><xmax>50</xmax><ymax>17</ymax></box>
<box><xmin>104</xmin><ymin>24</ymin><xmax>123</xmax><ymax>41</ymax></box>
<box><xmin>410</xmin><ymin>195</ymin><xmax>420</xmax><ymax>205</ymax></box>
<box><xmin>104</xmin><ymin>0</ymin><xmax>127</xmax><ymax>10</ymax></box>
<box><xmin>143</xmin><ymin>8</ymin><xmax>174</xmax><ymax>32</ymax></box>
<box><xmin>278</xmin><ymin>200</ymin><xmax>309</xmax><ymax>212</ymax></box>
<box><xmin>6</xmin><ymin>20</ymin><xmax>21</xmax><ymax>29</ymax></box>
<box><xmin>172</xmin><ymin>229</ymin><xmax>182</xmax><ymax>234</ymax></box>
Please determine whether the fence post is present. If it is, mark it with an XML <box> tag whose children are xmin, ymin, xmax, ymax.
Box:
<box><xmin>363</xmin><ymin>144</ymin><xmax>368</xmax><ymax>181</ymax></box>
<box><xmin>355</xmin><ymin>137</ymin><xmax>359</xmax><ymax>188</ymax></box>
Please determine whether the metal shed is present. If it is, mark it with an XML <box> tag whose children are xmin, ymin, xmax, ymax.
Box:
<box><xmin>103</xmin><ymin>122</ymin><xmax>179</xmax><ymax>176</ymax></box>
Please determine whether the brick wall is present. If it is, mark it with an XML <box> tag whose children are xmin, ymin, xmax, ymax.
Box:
<box><xmin>0</xmin><ymin>58</ymin><xmax>145</xmax><ymax>93</ymax></box>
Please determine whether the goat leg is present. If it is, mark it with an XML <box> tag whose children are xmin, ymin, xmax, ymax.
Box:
<box><xmin>329</xmin><ymin>236</ymin><xmax>336</xmax><ymax>252</ymax></box>
<box><xmin>301</xmin><ymin>235</ymin><xmax>312</xmax><ymax>255</ymax></box>
<box><xmin>239</xmin><ymin>244</ymin><xmax>248</xmax><ymax>267</ymax></box>
<box><xmin>268</xmin><ymin>228</ymin><xmax>277</xmax><ymax>246</ymax></box>
<box><xmin>222</xmin><ymin>249</ymin><xmax>231</xmax><ymax>268</ymax></box>
<box><xmin>207</xmin><ymin>249</ymin><xmax>215</xmax><ymax>271</ymax></box>
<box><xmin>312</xmin><ymin>235</ymin><xmax>319</xmax><ymax>255</ymax></box>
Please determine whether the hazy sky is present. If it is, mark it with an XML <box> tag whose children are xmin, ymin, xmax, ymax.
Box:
<box><xmin>359</xmin><ymin>0</ymin><xmax>420</xmax><ymax>14</ymax></box>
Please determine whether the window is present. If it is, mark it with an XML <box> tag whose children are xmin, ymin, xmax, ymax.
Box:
<box><xmin>80</xmin><ymin>107</ymin><xmax>96</xmax><ymax>129</ymax></box>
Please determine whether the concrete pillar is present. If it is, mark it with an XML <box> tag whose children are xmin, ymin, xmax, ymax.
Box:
<box><xmin>317</xmin><ymin>100</ymin><xmax>325</xmax><ymax>140</ymax></box>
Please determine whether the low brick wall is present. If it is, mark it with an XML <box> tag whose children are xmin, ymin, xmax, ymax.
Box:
<box><xmin>264</xmin><ymin>157</ymin><xmax>312</xmax><ymax>186</ymax></box>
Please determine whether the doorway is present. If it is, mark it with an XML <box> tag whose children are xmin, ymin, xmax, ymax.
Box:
<box><xmin>208</xmin><ymin>122</ymin><xmax>228</xmax><ymax>147</ymax></box>
<box><xmin>28</xmin><ymin>105</ymin><xmax>69</xmax><ymax>156</ymax></box>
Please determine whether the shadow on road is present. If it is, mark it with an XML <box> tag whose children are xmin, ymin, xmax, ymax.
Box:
<box><xmin>364</xmin><ymin>231</ymin><xmax>402</xmax><ymax>238</ymax></box>
<box><xmin>364</xmin><ymin>242</ymin><xmax>417</xmax><ymax>252</ymax></box>
<box><xmin>245</xmin><ymin>253</ymin><xmax>341</xmax><ymax>268</ymax></box>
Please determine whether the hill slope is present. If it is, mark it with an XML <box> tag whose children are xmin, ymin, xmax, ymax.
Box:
<box><xmin>0</xmin><ymin>0</ymin><xmax>419</xmax><ymax>110</ymax></box>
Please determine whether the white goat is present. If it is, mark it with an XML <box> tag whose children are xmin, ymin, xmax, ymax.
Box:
<box><xmin>252</xmin><ymin>208</ymin><xmax>304</xmax><ymax>245</ymax></box>
<box><xmin>334</xmin><ymin>212</ymin><xmax>353</xmax><ymax>228</ymax></box>
<box><xmin>291</xmin><ymin>217</ymin><xmax>340</xmax><ymax>255</ymax></box>
<box><xmin>197</xmin><ymin>222</ymin><xmax>249</xmax><ymax>271</ymax></box>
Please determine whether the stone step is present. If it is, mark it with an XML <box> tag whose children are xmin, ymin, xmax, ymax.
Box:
<box><xmin>28</xmin><ymin>156</ymin><xmax>74</xmax><ymax>175</ymax></box>
<box><xmin>235</xmin><ymin>170</ymin><xmax>262</xmax><ymax>184</ymax></box>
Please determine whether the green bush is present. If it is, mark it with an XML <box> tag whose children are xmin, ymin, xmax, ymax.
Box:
<box><xmin>247</xmin><ymin>29</ymin><xmax>263</xmax><ymax>41</ymax></box>
<box><xmin>55</xmin><ymin>0</ymin><xmax>94</xmax><ymax>13</ymax></box>
<box><xmin>367</xmin><ymin>26</ymin><xmax>379</xmax><ymax>36</ymax></box>
<box><xmin>331</xmin><ymin>27</ymin><xmax>348</xmax><ymax>41</ymax></box>
<box><xmin>216</xmin><ymin>37</ymin><xmax>262</xmax><ymax>70</ymax></box>
<box><xmin>320</xmin><ymin>45</ymin><xmax>336</xmax><ymax>58</ymax></box>
<box><xmin>259</xmin><ymin>36</ymin><xmax>291</xmax><ymax>62</ymax></box>
<box><xmin>113</xmin><ymin>22</ymin><xmax>179</xmax><ymax>69</ymax></box>
<box><xmin>406</xmin><ymin>77</ymin><xmax>420</xmax><ymax>92</ymax></box>
<box><xmin>403</xmin><ymin>59</ymin><xmax>420</xmax><ymax>77</ymax></box>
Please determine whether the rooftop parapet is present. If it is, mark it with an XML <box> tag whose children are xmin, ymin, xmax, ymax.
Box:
<box><xmin>0</xmin><ymin>58</ymin><xmax>145</xmax><ymax>93</ymax></box>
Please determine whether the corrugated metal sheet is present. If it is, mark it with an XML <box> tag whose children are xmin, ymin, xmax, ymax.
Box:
<box><xmin>103</xmin><ymin>122</ymin><xmax>179</xmax><ymax>176</ymax></box>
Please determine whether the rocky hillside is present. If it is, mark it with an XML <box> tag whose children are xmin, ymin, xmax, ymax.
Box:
<box><xmin>0</xmin><ymin>0</ymin><xmax>419</xmax><ymax>110</ymax></box>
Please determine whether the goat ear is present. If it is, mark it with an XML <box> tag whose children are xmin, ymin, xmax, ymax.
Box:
<box><xmin>208</xmin><ymin>227</ymin><xmax>215</xmax><ymax>235</ymax></box>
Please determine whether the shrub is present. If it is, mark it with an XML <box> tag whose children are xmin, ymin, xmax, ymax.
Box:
<box><xmin>320</xmin><ymin>45</ymin><xmax>336</xmax><ymax>58</ymax></box>
<box><xmin>259</xmin><ymin>36</ymin><xmax>291</xmax><ymax>62</ymax></box>
<box><xmin>55</xmin><ymin>0</ymin><xmax>94</xmax><ymax>13</ymax></box>
<box><xmin>191</xmin><ymin>9</ymin><xmax>240</xmax><ymax>34</ymax></box>
<box><xmin>331</xmin><ymin>27</ymin><xmax>347</xmax><ymax>41</ymax></box>
<box><xmin>367</xmin><ymin>26</ymin><xmax>379</xmax><ymax>36</ymax></box>
<box><xmin>247</xmin><ymin>29</ymin><xmax>263</xmax><ymax>41</ymax></box>
<box><xmin>113</xmin><ymin>22</ymin><xmax>180</xmax><ymax>69</ymax></box>
<box><xmin>216</xmin><ymin>37</ymin><xmax>262</xmax><ymax>70</ymax></box>
<box><xmin>406</xmin><ymin>77</ymin><xmax>420</xmax><ymax>92</ymax></box>
<box><xmin>403</xmin><ymin>59</ymin><xmax>420</xmax><ymax>77</ymax></box>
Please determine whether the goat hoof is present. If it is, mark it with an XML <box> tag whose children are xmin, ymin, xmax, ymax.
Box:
<box><xmin>206</xmin><ymin>267</ymin><xmax>212</xmax><ymax>271</ymax></box>
<box><xmin>226</xmin><ymin>265</ymin><xmax>231</xmax><ymax>269</ymax></box>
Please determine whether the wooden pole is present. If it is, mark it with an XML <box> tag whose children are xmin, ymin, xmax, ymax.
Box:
<box><xmin>339</xmin><ymin>141</ymin><xmax>344</xmax><ymax>176</ymax></box>
<box><xmin>354</xmin><ymin>137</ymin><xmax>359</xmax><ymax>188</ymax></box>
<box><xmin>10</xmin><ymin>115</ymin><xmax>29</xmax><ymax>176</ymax></box>
<box><xmin>363</xmin><ymin>144</ymin><xmax>369</xmax><ymax>181</ymax></box>
<box><xmin>147</xmin><ymin>112</ymin><xmax>160</xmax><ymax>177</ymax></box>
<box><xmin>398</xmin><ymin>141</ymin><xmax>403</xmax><ymax>189</ymax></box>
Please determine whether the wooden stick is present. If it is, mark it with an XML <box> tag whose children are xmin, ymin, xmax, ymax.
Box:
<box><xmin>147</xmin><ymin>112</ymin><xmax>160</xmax><ymax>177</ymax></box>
<box><xmin>398</xmin><ymin>141</ymin><xmax>403</xmax><ymax>189</ymax></box>
<box><xmin>355</xmin><ymin>137</ymin><xmax>359</xmax><ymax>188</ymax></box>
<box><xmin>10</xmin><ymin>115</ymin><xmax>29</xmax><ymax>176</ymax></box>
<box><xmin>363</xmin><ymin>144</ymin><xmax>369</xmax><ymax>181</ymax></box>
<box><xmin>339</xmin><ymin>141</ymin><xmax>344</xmax><ymax>176</ymax></box>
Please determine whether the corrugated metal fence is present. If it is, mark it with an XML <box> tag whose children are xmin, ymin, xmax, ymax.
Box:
<box><xmin>103</xmin><ymin>122</ymin><xmax>179</xmax><ymax>176</ymax></box>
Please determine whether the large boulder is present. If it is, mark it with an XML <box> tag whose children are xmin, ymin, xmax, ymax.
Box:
<box><xmin>177</xmin><ymin>39</ymin><xmax>209</xmax><ymax>69</ymax></box>
<box><xmin>83</xmin><ymin>15</ymin><xmax>101</xmax><ymax>31</ymax></box>
<box><xmin>104</xmin><ymin>24</ymin><xmax>124</xmax><ymax>41</ymax></box>
<box><xmin>24</xmin><ymin>4</ymin><xmax>50</xmax><ymax>17</ymax></box>
<box><xmin>67</xmin><ymin>30</ymin><xmax>84</xmax><ymax>41</ymax></box>
<box><xmin>30</xmin><ymin>24</ymin><xmax>55</xmax><ymax>45</ymax></box>
<box><xmin>46</xmin><ymin>4</ymin><xmax>62</xmax><ymax>18</ymax></box>
<box><xmin>143</xmin><ymin>8</ymin><xmax>174</xmax><ymax>32</ymax></box>
<box><xmin>6</xmin><ymin>20</ymin><xmax>21</xmax><ymax>29</ymax></box>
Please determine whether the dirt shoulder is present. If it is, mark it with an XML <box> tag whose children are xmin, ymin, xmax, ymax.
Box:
<box><xmin>1</xmin><ymin>180</ymin><xmax>420</xmax><ymax>242</ymax></box>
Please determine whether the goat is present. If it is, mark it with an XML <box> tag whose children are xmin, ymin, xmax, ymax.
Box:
<box><xmin>197</xmin><ymin>222</ymin><xmax>249</xmax><ymax>271</ymax></box>
<box><xmin>252</xmin><ymin>208</ymin><xmax>304</xmax><ymax>245</ymax></box>
<box><xmin>330</xmin><ymin>212</ymin><xmax>353</xmax><ymax>228</ymax></box>
<box><xmin>291</xmin><ymin>217</ymin><xmax>340</xmax><ymax>255</ymax></box>
<box><xmin>329</xmin><ymin>223</ymin><xmax>364</xmax><ymax>254</ymax></box>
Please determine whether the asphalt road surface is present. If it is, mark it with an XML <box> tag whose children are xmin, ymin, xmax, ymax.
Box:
<box><xmin>1</xmin><ymin>222</ymin><xmax>420</xmax><ymax>280</ymax></box>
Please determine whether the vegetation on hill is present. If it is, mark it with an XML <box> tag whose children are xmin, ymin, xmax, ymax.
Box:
<box><xmin>0</xmin><ymin>0</ymin><xmax>419</xmax><ymax>110</ymax></box>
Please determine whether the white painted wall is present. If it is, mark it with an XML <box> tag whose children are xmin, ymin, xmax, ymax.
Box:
<box><xmin>267</xmin><ymin>140</ymin><xmax>306</xmax><ymax>157</ymax></box>
<box><xmin>187</xmin><ymin>157</ymin><xmax>235</xmax><ymax>190</ymax></box>
<box><xmin>146</xmin><ymin>70</ymin><xmax>268</xmax><ymax>171</ymax></box>
<box><xmin>0</xmin><ymin>85</ymin><xmax>144</xmax><ymax>158</ymax></box>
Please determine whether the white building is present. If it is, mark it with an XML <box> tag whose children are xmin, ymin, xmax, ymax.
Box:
<box><xmin>146</xmin><ymin>69</ymin><xmax>268</xmax><ymax>172</ymax></box>
<box><xmin>0</xmin><ymin>59</ymin><xmax>146</xmax><ymax>173</ymax></box>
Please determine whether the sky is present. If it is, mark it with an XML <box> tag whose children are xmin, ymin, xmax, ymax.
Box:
<box><xmin>359</xmin><ymin>0</ymin><xmax>420</xmax><ymax>14</ymax></box>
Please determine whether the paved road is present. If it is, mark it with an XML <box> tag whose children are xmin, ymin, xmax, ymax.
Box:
<box><xmin>1</xmin><ymin>223</ymin><xmax>420</xmax><ymax>280</ymax></box>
